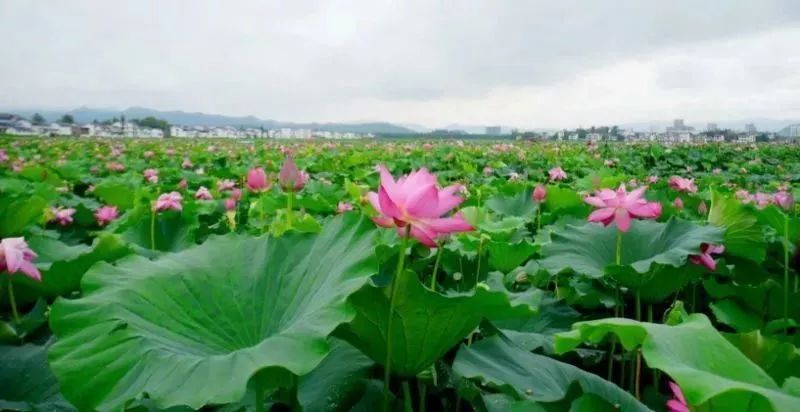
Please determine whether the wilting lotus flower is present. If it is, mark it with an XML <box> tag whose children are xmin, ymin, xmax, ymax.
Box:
<box><xmin>246</xmin><ymin>167</ymin><xmax>270</xmax><ymax>192</ymax></box>
<box><xmin>154</xmin><ymin>192</ymin><xmax>183</xmax><ymax>212</ymax></box>
<box><xmin>668</xmin><ymin>176</ymin><xmax>697</xmax><ymax>193</ymax></box>
<box><xmin>549</xmin><ymin>167</ymin><xmax>567</xmax><ymax>181</ymax></box>
<box><xmin>217</xmin><ymin>179</ymin><xmax>236</xmax><ymax>192</ymax></box>
<box><xmin>667</xmin><ymin>381</ymin><xmax>689</xmax><ymax>412</ymax></box>
<box><xmin>775</xmin><ymin>191</ymin><xmax>794</xmax><ymax>211</ymax></box>
<box><xmin>50</xmin><ymin>207</ymin><xmax>76</xmax><ymax>226</ymax></box>
<box><xmin>673</xmin><ymin>197</ymin><xmax>684</xmax><ymax>210</ymax></box>
<box><xmin>94</xmin><ymin>205</ymin><xmax>118</xmax><ymax>226</ymax></box>
<box><xmin>0</xmin><ymin>237</ymin><xmax>41</xmax><ymax>281</ymax></box>
<box><xmin>508</xmin><ymin>172</ymin><xmax>521</xmax><ymax>182</ymax></box>
<box><xmin>533</xmin><ymin>185</ymin><xmax>547</xmax><ymax>203</ymax></box>
<box><xmin>483</xmin><ymin>166</ymin><xmax>493</xmax><ymax>176</ymax></box>
<box><xmin>367</xmin><ymin>165</ymin><xmax>473</xmax><ymax>247</ymax></box>
<box><xmin>584</xmin><ymin>185</ymin><xmax>662</xmax><ymax>232</ymax></box>
<box><xmin>143</xmin><ymin>168</ymin><xmax>159</xmax><ymax>184</ymax></box>
<box><xmin>182</xmin><ymin>158</ymin><xmax>193</xmax><ymax>169</ymax></box>
<box><xmin>279</xmin><ymin>156</ymin><xmax>309</xmax><ymax>191</ymax></box>
<box><xmin>691</xmin><ymin>243</ymin><xmax>725</xmax><ymax>271</ymax></box>
<box><xmin>195</xmin><ymin>186</ymin><xmax>213</xmax><ymax>200</ymax></box>
<box><xmin>698</xmin><ymin>201</ymin><xmax>708</xmax><ymax>215</ymax></box>
<box><xmin>337</xmin><ymin>201</ymin><xmax>354</xmax><ymax>214</ymax></box>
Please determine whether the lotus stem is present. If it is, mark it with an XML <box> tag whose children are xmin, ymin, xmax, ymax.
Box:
<box><xmin>254</xmin><ymin>380</ymin><xmax>265</xmax><ymax>412</ymax></box>
<box><xmin>149</xmin><ymin>209</ymin><xmax>156</xmax><ymax>250</ymax></box>
<box><xmin>784</xmin><ymin>214</ymin><xmax>790</xmax><ymax>336</ymax></box>
<box><xmin>475</xmin><ymin>237</ymin><xmax>484</xmax><ymax>289</ymax></box>
<box><xmin>429</xmin><ymin>244</ymin><xmax>442</xmax><ymax>291</ymax></box>
<box><xmin>286</xmin><ymin>190</ymin><xmax>294</xmax><ymax>228</ymax></box>
<box><xmin>536</xmin><ymin>206</ymin><xmax>542</xmax><ymax>231</ymax></box>
<box><xmin>402</xmin><ymin>381</ymin><xmax>412</xmax><ymax>412</ymax></box>
<box><xmin>635</xmin><ymin>349</ymin><xmax>642</xmax><ymax>400</ymax></box>
<box><xmin>383</xmin><ymin>226</ymin><xmax>411</xmax><ymax>412</ymax></box>
<box><xmin>7</xmin><ymin>277</ymin><xmax>19</xmax><ymax>323</ymax></box>
<box><xmin>417</xmin><ymin>380</ymin><xmax>426</xmax><ymax>412</ymax></box>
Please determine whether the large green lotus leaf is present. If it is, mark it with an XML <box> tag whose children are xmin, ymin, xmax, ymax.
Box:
<box><xmin>725</xmin><ymin>331</ymin><xmax>800</xmax><ymax>386</ymax></box>
<box><xmin>116</xmin><ymin>204</ymin><xmax>200</xmax><ymax>252</ymax></box>
<box><xmin>554</xmin><ymin>314</ymin><xmax>800</xmax><ymax>411</ymax></box>
<box><xmin>540</xmin><ymin>218</ymin><xmax>723</xmax><ymax>278</ymax></box>
<box><xmin>48</xmin><ymin>215</ymin><xmax>378</xmax><ymax>411</ymax></box>
<box><xmin>607</xmin><ymin>262</ymin><xmax>706</xmax><ymax>303</ymax></box>
<box><xmin>92</xmin><ymin>179</ymin><xmax>139</xmax><ymax>210</ymax></box>
<box><xmin>711</xmin><ymin>299</ymin><xmax>763</xmax><ymax>333</ymax></box>
<box><xmin>757</xmin><ymin>205</ymin><xmax>800</xmax><ymax>245</ymax></box>
<box><xmin>708</xmin><ymin>191</ymin><xmax>767</xmax><ymax>262</ymax></box>
<box><xmin>486</xmin><ymin>188</ymin><xmax>538</xmax><ymax>218</ymax></box>
<box><xmin>0</xmin><ymin>195</ymin><xmax>48</xmax><ymax>237</ymax></box>
<box><xmin>490</xmin><ymin>297</ymin><xmax>580</xmax><ymax>354</ymax></box>
<box><xmin>7</xmin><ymin>233</ymin><xmax>133</xmax><ymax>303</ymax></box>
<box><xmin>296</xmin><ymin>338</ymin><xmax>373</xmax><ymax>411</ymax></box>
<box><xmin>452</xmin><ymin>336</ymin><xmax>649</xmax><ymax>411</ymax></box>
<box><xmin>341</xmin><ymin>271</ymin><xmax>537</xmax><ymax>377</ymax></box>
<box><xmin>0</xmin><ymin>342</ymin><xmax>74</xmax><ymax>411</ymax></box>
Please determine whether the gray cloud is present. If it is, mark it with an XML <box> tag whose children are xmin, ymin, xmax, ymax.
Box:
<box><xmin>1</xmin><ymin>0</ymin><xmax>799</xmax><ymax>127</ymax></box>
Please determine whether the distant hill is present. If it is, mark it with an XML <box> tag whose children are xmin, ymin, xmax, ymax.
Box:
<box><xmin>5</xmin><ymin>106</ymin><xmax>416</xmax><ymax>135</ymax></box>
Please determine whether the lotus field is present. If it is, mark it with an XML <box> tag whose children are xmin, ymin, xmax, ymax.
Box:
<box><xmin>2</xmin><ymin>137</ymin><xmax>800</xmax><ymax>412</ymax></box>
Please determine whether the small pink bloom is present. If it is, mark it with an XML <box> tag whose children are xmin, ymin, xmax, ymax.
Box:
<box><xmin>549</xmin><ymin>167</ymin><xmax>567</xmax><ymax>181</ymax></box>
<box><xmin>690</xmin><ymin>243</ymin><xmax>724</xmax><ymax>271</ymax></box>
<box><xmin>337</xmin><ymin>201</ymin><xmax>354</xmax><ymax>214</ymax></box>
<box><xmin>673</xmin><ymin>197</ymin><xmax>684</xmax><ymax>210</ymax></box>
<box><xmin>774</xmin><ymin>191</ymin><xmax>794</xmax><ymax>212</ymax></box>
<box><xmin>143</xmin><ymin>168</ymin><xmax>159</xmax><ymax>184</ymax></box>
<box><xmin>94</xmin><ymin>205</ymin><xmax>119</xmax><ymax>226</ymax></box>
<box><xmin>279</xmin><ymin>156</ymin><xmax>309</xmax><ymax>191</ymax></box>
<box><xmin>584</xmin><ymin>185</ymin><xmax>662</xmax><ymax>232</ymax></box>
<box><xmin>224</xmin><ymin>198</ymin><xmax>237</xmax><ymax>211</ymax></box>
<box><xmin>647</xmin><ymin>175</ymin><xmax>659</xmax><ymax>184</ymax></box>
<box><xmin>0</xmin><ymin>149</ymin><xmax>8</xmax><ymax>162</ymax></box>
<box><xmin>107</xmin><ymin>162</ymin><xmax>125</xmax><ymax>172</ymax></box>
<box><xmin>533</xmin><ymin>185</ymin><xmax>547</xmax><ymax>203</ymax></box>
<box><xmin>165</xmin><ymin>148</ymin><xmax>175</xmax><ymax>156</ymax></box>
<box><xmin>230</xmin><ymin>188</ymin><xmax>243</xmax><ymax>201</ymax></box>
<box><xmin>667</xmin><ymin>381</ymin><xmax>689</xmax><ymax>412</ymax></box>
<box><xmin>143</xmin><ymin>151</ymin><xmax>155</xmax><ymax>159</ymax></box>
<box><xmin>668</xmin><ymin>176</ymin><xmax>698</xmax><ymax>193</ymax></box>
<box><xmin>195</xmin><ymin>186</ymin><xmax>213</xmax><ymax>200</ymax></box>
<box><xmin>366</xmin><ymin>165</ymin><xmax>473</xmax><ymax>247</ymax></box>
<box><xmin>0</xmin><ymin>237</ymin><xmax>41</xmax><ymax>281</ymax></box>
<box><xmin>736</xmin><ymin>190</ymin><xmax>754</xmax><ymax>204</ymax></box>
<box><xmin>177</xmin><ymin>179</ymin><xmax>188</xmax><ymax>190</ymax></box>
<box><xmin>483</xmin><ymin>166</ymin><xmax>493</xmax><ymax>176</ymax></box>
<box><xmin>154</xmin><ymin>192</ymin><xmax>183</xmax><ymax>212</ymax></box>
<box><xmin>51</xmin><ymin>207</ymin><xmax>76</xmax><ymax>226</ymax></box>
<box><xmin>182</xmin><ymin>158</ymin><xmax>193</xmax><ymax>169</ymax></box>
<box><xmin>246</xmin><ymin>167</ymin><xmax>270</xmax><ymax>193</ymax></box>
<box><xmin>217</xmin><ymin>179</ymin><xmax>236</xmax><ymax>192</ymax></box>
<box><xmin>697</xmin><ymin>201</ymin><xmax>708</xmax><ymax>215</ymax></box>
<box><xmin>754</xmin><ymin>192</ymin><xmax>772</xmax><ymax>209</ymax></box>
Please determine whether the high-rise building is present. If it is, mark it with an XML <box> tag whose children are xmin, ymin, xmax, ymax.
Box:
<box><xmin>707</xmin><ymin>123</ymin><xmax>718</xmax><ymax>132</ymax></box>
<box><xmin>673</xmin><ymin>119</ymin><xmax>685</xmax><ymax>128</ymax></box>
<box><xmin>485</xmin><ymin>126</ymin><xmax>502</xmax><ymax>135</ymax></box>
<box><xmin>745</xmin><ymin>123</ymin><xmax>757</xmax><ymax>133</ymax></box>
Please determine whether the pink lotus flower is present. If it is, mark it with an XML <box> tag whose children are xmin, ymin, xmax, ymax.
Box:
<box><xmin>279</xmin><ymin>156</ymin><xmax>309</xmax><ymax>191</ymax></box>
<box><xmin>217</xmin><ymin>179</ymin><xmax>236</xmax><ymax>192</ymax></box>
<box><xmin>230</xmin><ymin>188</ymin><xmax>243</xmax><ymax>201</ymax></box>
<box><xmin>143</xmin><ymin>168</ymin><xmax>159</xmax><ymax>184</ymax></box>
<box><xmin>154</xmin><ymin>192</ymin><xmax>183</xmax><ymax>212</ymax></box>
<box><xmin>549</xmin><ymin>167</ymin><xmax>567</xmax><ymax>181</ymax></box>
<box><xmin>647</xmin><ymin>175</ymin><xmax>659</xmax><ymax>184</ymax></box>
<box><xmin>94</xmin><ymin>205</ymin><xmax>118</xmax><ymax>226</ymax></box>
<box><xmin>0</xmin><ymin>149</ymin><xmax>8</xmax><ymax>162</ymax></box>
<box><xmin>584</xmin><ymin>185</ymin><xmax>662</xmax><ymax>232</ymax></box>
<box><xmin>668</xmin><ymin>176</ymin><xmax>697</xmax><ymax>193</ymax></box>
<box><xmin>0</xmin><ymin>237</ymin><xmax>41</xmax><ymax>281</ymax></box>
<box><xmin>673</xmin><ymin>197</ymin><xmax>684</xmax><ymax>210</ymax></box>
<box><xmin>337</xmin><ymin>201</ymin><xmax>354</xmax><ymax>214</ymax></box>
<box><xmin>182</xmin><ymin>158</ymin><xmax>193</xmax><ymax>169</ymax></box>
<box><xmin>754</xmin><ymin>192</ymin><xmax>772</xmax><ymax>209</ymax></box>
<box><xmin>736</xmin><ymin>190</ymin><xmax>753</xmax><ymax>204</ymax></box>
<box><xmin>143</xmin><ymin>151</ymin><xmax>155</xmax><ymax>159</ymax></box>
<box><xmin>246</xmin><ymin>167</ymin><xmax>270</xmax><ymax>192</ymax></box>
<box><xmin>106</xmin><ymin>162</ymin><xmax>125</xmax><ymax>172</ymax></box>
<box><xmin>690</xmin><ymin>243</ymin><xmax>724</xmax><ymax>271</ymax></box>
<box><xmin>533</xmin><ymin>185</ymin><xmax>547</xmax><ymax>203</ymax></box>
<box><xmin>51</xmin><ymin>207</ymin><xmax>76</xmax><ymax>226</ymax></box>
<box><xmin>224</xmin><ymin>198</ymin><xmax>237</xmax><ymax>211</ymax></box>
<box><xmin>667</xmin><ymin>381</ymin><xmax>689</xmax><ymax>412</ymax></box>
<box><xmin>367</xmin><ymin>166</ymin><xmax>473</xmax><ymax>247</ymax></box>
<box><xmin>774</xmin><ymin>191</ymin><xmax>794</xmax><ymax>211</ymax></box>
<box><xmin>195</xmin><ymin>186</ymin><xmax>213</xmax><ymax>200</ymax></box>
<box><xmin>177</xmin><ymin>179</ymin><xmax>188</xmax><ymax>190</ymax></box>
<box><xmin>697</xmin><ymin>201</ymin><xmax>708</xmax><ymax>215</ymax></box>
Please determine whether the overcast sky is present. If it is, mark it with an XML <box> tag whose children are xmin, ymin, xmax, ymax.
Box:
<box><xmin>1</xmin><ymin>1</ymin><xmax>799</xmax><ymax>128</ymax></box>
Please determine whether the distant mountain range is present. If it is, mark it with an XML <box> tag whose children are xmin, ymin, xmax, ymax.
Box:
<box><xmin>4</xmin><ymin>106</ymin><xmax>417</xmax><ymax>135</ymax></box>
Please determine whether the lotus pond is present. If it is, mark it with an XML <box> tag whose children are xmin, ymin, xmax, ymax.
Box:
<box><xmin>1</xmin><ymin>137</ymin><xmax>799</xmax><ymax>411</ymax></box>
